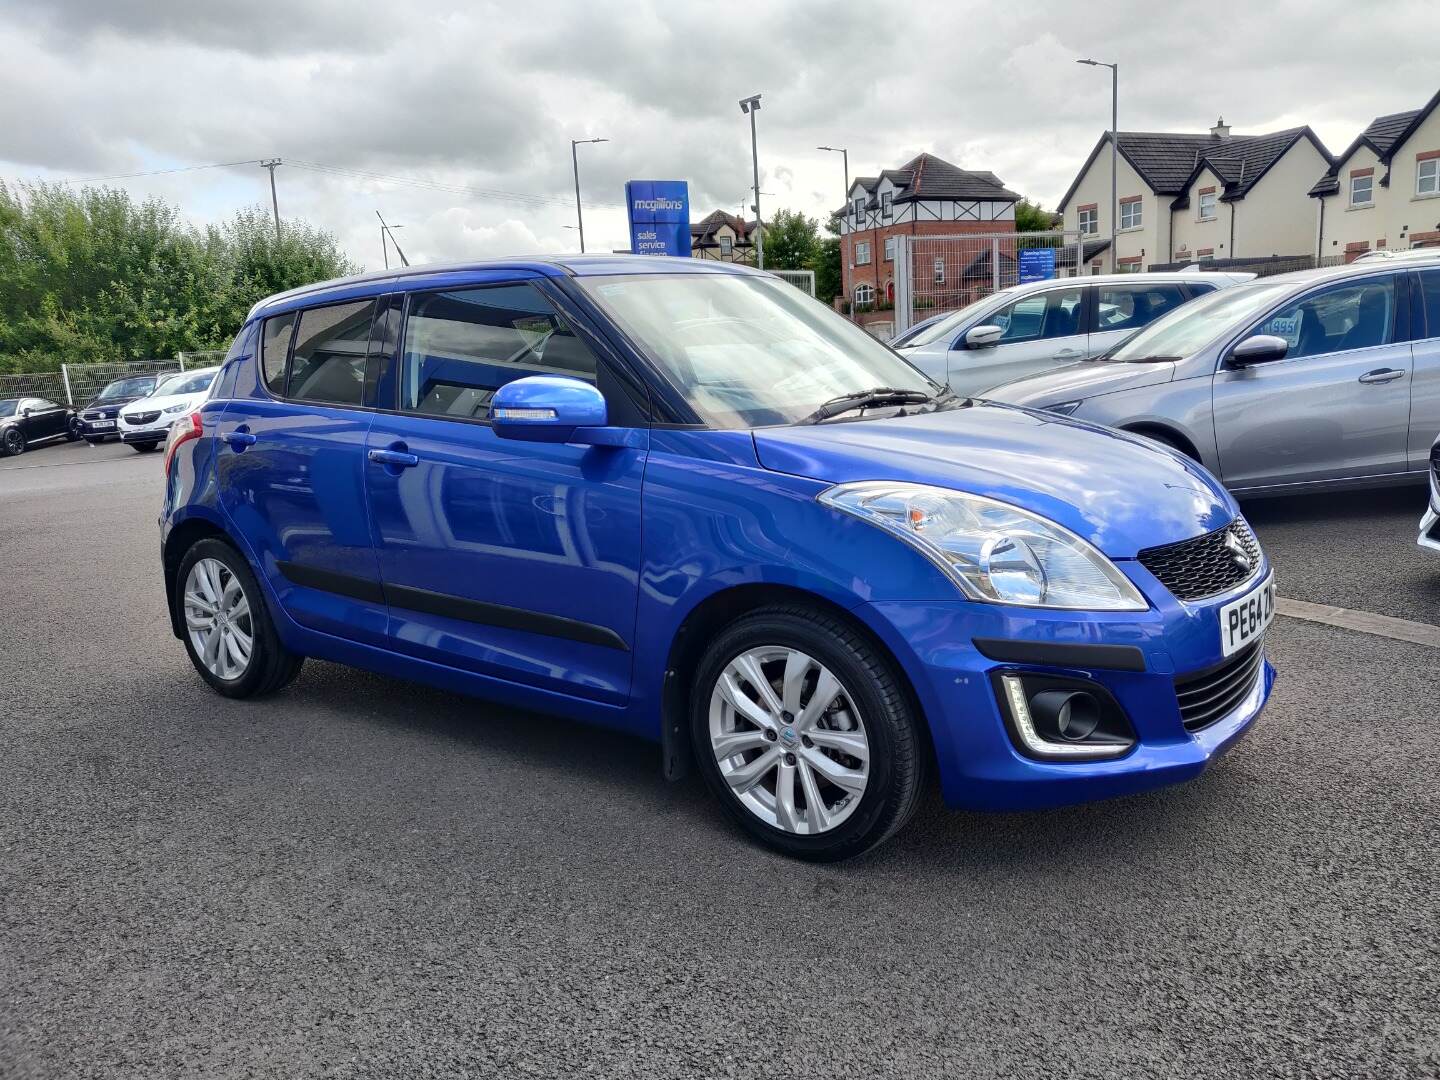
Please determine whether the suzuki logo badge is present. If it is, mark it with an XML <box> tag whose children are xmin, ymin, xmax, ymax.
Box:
<box><xmin>1223</xmin><ymin>531</ymin><xmax>1253</xmax><ymax>573</ymax></box>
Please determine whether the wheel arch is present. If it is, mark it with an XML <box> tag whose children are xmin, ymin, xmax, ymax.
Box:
<box><xmin>1120</xmin><ymin>422</ymin><xmax>1202</xmax><ymax>461</ymax></box>
<box><xmin>162</xmin><ymin>515</ymin><xmax>237</xmax><ymax>639</ymax></box>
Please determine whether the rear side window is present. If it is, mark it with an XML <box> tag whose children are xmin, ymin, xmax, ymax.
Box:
<box><xmin>1420</xmin><ymin>269</ymin><xmax>1440</xmax><ymax>340</ymax></box>
<box><xmin>400</xmin><ymin>283</ymin><xmax>598</xmax><ymax>420</ymax></box>
<box><xmin>261</xmin><ymin>313</ymin><xmax>295</xmax><ymax>395</ymax></box>
<box><xmin>288</xmin><ymin>300</ymin><xmax>377</xmax><ymax>406</ymax></box>
<box><xmin>1096</xmin><ymin>283</ymin><xmax>1188</xmax><ymax>333</ymax></box>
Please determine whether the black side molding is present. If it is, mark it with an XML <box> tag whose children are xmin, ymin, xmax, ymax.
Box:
<box><xmin>276</xmin><ymin>561</ymin><xmax>628</xmax><ymax>652</ymax></box>
<box><xmin>972</xmin><ymin>638</ymin><xmax>1147</xmax><ymax>673</ymax></box>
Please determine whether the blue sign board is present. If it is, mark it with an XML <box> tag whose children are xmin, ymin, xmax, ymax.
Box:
<box><xmin>625</xmin><ymin>180</ymin><xmax>691</xmax><ymax>257</ymax></box>
<box><xmin>1018</xmin><ymin>247</ymin><xmax>1056</xmax><ymax>283</ymax></box>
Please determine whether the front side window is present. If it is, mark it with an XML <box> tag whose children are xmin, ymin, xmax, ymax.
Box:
<box><xmin>1351</xmin><ymin>172</ymin><xmax>1374</xmax><ymax>207</ymax></box>
<box><xmin>1120</xmin><ymin>199</ymin><xmax>1142</xmax><ymax>230</ymax></box>
<box><xmin>261</xmin><ymin>312</ymin><xmax>296</xmax><ymax>395</ymax></box>
<box><xmin>1199</xmin><ymin>191</ymin><xmax>1217</xmax><ymax>221</ymax></box>
<box><xmin>288</xmin><ymin>300</ymin><xmax>376</xmax><ymax>406</ymax></box>
<box><xmin>1097</xmin><ymin>283</ymin><xmax>1187</xmax><ymax>333</ymax></box>
<box><xmin>401</xmin><ymin>283</ymin><xmax>596</xmax><ymax>420</ymax></box>
<box><xmin>855</xmin><ymin>241</ymin><xmax>871</xmax><ymax>266</ymax></box>
<box><xmin>990</xmin><ymin>287</ymin><xmax>1084</xmax><ymax>344</ymax></box>
<box><xmin>1255</xmin><ymin>276</ymin><xmax>1396</xmax><ymax>359</ymax></box>
<box><xmin>1417</xmin><ymin>157</ymin><xmax>1439</xmax><ymax>197</ymax></box>
<box><xmin>580</xmin><ymin>273</ymin><xmax>934</xmax><ymax>428</ymax></box>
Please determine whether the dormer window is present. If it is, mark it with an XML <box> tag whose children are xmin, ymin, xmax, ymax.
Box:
<box><xmin>719</xmin><ymin>236</ymin><xmax>732</xmax><ymax>257</ymax></box>
<box><xmin>882</xmin><ymin>192</ymin><xmax>893</xmax><ymax>219</ymax></box>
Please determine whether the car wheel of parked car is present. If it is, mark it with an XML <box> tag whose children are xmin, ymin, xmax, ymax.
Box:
<box><xmin>65</xmin><ymin>419</ymin><xmax>81</xmax><ymax>441</ymax></box>
<box><xmin>131</xmin><ymin>442</ymin><xmax>159</xmax><ymax>453</ymax></box>
<box><xmin>177</xmin><ymin>538</ymin><xmax>303</xmax><ymax>698</ymax></box>
<box><xmin>1</xmin><ymin>428</ymin><xmax>25</xmax><ymax>456</ymax></box>
<box><xmin>690</xmin><ymin>605</ymin><xmax>925</xmax><ymax>861</ymax></box>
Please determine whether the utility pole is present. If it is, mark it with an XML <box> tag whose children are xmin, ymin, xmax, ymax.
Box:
<box><xmin>817</xmin><ymin>145</ymin><xmax>849</xmax><ymax>202</ymax></box>
<box><xmin>1075</xmin><ymin>59</ymin><xmax>1119</xmax><ymax>273</ymax></box>
<box><xmin>260</xmin><ymin>159</ymin><xmax>282</xmax><ymax>242</ymax></box>
<box><xmin>570</xmin><ymin>137</ymin><xmax>609</xmax><ymax>254</ymax></box>
<box><xmin>739</xmin><ymin>94</ymin><xmax>763</xmax><ymax>269</ymax></box>
<box><xmin>375</xmin><ymin>210</ymin><xmax>409</xmax><ymax>267</ymax></box>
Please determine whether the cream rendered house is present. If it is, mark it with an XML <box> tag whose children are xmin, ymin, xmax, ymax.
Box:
<box><xmin>1310</xmin><ymin>89</ymin><xmax>1440</xmax><ymax>260</ymax></box>
<box><xmin>1058</xmin><ymin>120</ymin><xmax>1333</xmax><ymax>272</ymax></box>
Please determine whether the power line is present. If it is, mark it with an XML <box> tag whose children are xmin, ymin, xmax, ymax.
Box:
<box><xmin>58</xmin><ymin>159</ymin><xmax>263</xmax><ymax>184</ymax></box>
<box><xmin>285</xmin><ymin>159</ymin><xmax>626</xmax><ymax>212</ymax></box>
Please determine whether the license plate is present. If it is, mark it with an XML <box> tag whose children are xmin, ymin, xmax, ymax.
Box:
<box><xmin>1219</xmin><ymin>573</ymin><xmax>1275</xmax><ymax>657</ymax></box>
<box><xmin>90</xmin><ymin>420</ymin><xmax>115</xmax><ymax>430</ymax></box>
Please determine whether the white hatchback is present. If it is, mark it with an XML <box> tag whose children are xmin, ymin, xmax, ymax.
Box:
<box><xmin>118</xmin><ymin>367</ymin><xmax>220</xmax><ymax>452</ymax></box>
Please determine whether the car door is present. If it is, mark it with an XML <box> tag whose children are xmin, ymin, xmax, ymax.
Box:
<box><xmin>948</xmin><ymin>284</ymin><xmax>1087</xmax><ymax>395</ymax></box>
<box><xmin>1407</xmin><ymin>268</ymin><xmax>1440</xmax><ymax>472</ymax></box>
<box><xmin>21</xmin><ymin>399</ymin><xmax>66</xmax><ymax>441</ymax></box>
<box><xmin>1087</xmin><ymin>282</ymin><xmax>1191</xmax><ymax>358</ymax></box>
<box><xmin>363</xmin><ymin>276</ymin><xmax>646</xmax><ymax>706</ymax></box>
<box><xmin>215</xmin><ymin>294</ymin><xmax>397</xmax><ymax>645</ymax></box>
<box><xmin>1211</xmin><ymin>272</ymin><xmax>1412</xmax><ymax>489</ymax></box>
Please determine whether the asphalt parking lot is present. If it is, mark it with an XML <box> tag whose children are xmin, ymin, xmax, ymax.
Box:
<box><xmin>2</xmin><ymin>439</ymin><xmax>1437</xmax><ymax>1079</ymax></box>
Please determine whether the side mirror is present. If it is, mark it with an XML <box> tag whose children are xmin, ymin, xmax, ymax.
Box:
<box><xmin>20</xmin><ymin>408</ymin><xmax>31</xmax><ymax>417</ymax></box>
<box><xmin>964</xmin><ymin>324</ymin><xmax>1004</xmax><ymax>349</ymax></box>
<box><xmin>1229</xmin><ymin>334</ymin><xmax>1289</xmax><ymax>366</ymax></box>
<box><xmin>489</xmin><ymin>375</ymin><xmax>637</xmax><ymax>447</ymax></box>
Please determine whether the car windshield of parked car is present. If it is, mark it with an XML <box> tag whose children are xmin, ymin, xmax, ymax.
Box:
<box><xmin>154</xmin><ymin>370</ymin><xmax>216</xmax><ymax>398</ymax></box>
<box><xmin>0</xmin><ymin>399</ymin><xmax>16</xmax><ymax>418</ymax></box>
<box><xmin>1104</xmin><ymin>282</ymin><xmax>1292</xmax><ymax>362</ymax></box>
<box><xmin>97</xmin><ymin>376</ymin><xmax>157</xmax><ymax>401</ymax></box>
<box><xmin>581</xmin><ymin>274</ymin><xmax>937</xmax><ymax>427</ymax></box>
<box><xmin>894</xmin><ymin>293</ymin><xmax>1013</xmax><ymax>350</ymax></box>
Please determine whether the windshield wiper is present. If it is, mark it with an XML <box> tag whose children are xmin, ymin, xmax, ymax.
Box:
<box><xmin>801</xmin><ymin>387</ymin><xmax>934</xmax><ymax>424</ymax></box>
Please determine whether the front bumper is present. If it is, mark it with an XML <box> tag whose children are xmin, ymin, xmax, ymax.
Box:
<box><xmin>119</xmin><ymin>418</ymin><xmax>174</xmax><ymax>444</ymax></box>
<box><xmin>857</xmin><ymin>561</ymin><xmax>1275</xmax><ymax>812</ymax></box>
<box><xmin>1419</xmin><ymin>506</ymin><xmax>1440</xmax><ymax>554</ymax></box>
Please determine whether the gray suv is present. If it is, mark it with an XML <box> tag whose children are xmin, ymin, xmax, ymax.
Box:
<box><xmin>987</xmin><ymin>261</ymin><xmax>1440</xmax><ymax>496</ymax></box>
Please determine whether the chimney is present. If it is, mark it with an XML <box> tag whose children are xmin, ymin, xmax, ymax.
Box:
<box><xmin>1210</xmin><ymin>117</ymin><xmax>1231</xmax><ymax>140</ymax></box>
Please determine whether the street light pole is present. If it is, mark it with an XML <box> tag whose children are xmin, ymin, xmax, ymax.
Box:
<box><xmin>817</xmin><ymin>145</ymin><xmax>849</xmax><ymax>206</ymax></box>
<box><xmin>1076</xmin><ymin>59</ymin><xmax>1119</xmax><ymax>273</ymax></box>
<box><xmin>739</xmin><ymin>94</ymin><xmax>763</xmax><ymax>269</ymax></box>
<box><xmin>570</xmin><ymin>137</ymin><xmax>609</xmax><ymax>254</ymax></box>
<box><xmin>260</xmin><ymin>158</ymin><xmax>282</xmax><ymax>242</ymax></box>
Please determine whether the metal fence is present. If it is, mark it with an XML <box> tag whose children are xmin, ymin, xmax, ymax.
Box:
<box><xmin>892</xmin><ymin>230</ymin><xmax>1084</xmax><ymax>336</ymax></box>
<box><xmin>1148</xmin><ymin>254</ymin><xmax>1344</xmax><ymax>278</ymax></box>
<box><xmin>0</xmin><ymin>357</ymin><xmax>191</xmax><ymax>407</ymax></box>
<box><xmin>769</xmin><ymin>269</ymin><xmax>817</xmax><ymax>296</ymax></box>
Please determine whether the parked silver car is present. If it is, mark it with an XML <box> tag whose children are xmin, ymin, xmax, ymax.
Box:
<box><xmin>894</xmin><ymin>271</ymin><xmax>1254</xmax><ymax>396</ymax></box>
<box><xmin>1420</xmin><ymin>436</ymin><xmax>1440</xmax><ymax>553</ymax></box>
<box><xmin>987</xmin><ymin>261</ymin><xmax>1440</xmax><ymax>496</ymax></box>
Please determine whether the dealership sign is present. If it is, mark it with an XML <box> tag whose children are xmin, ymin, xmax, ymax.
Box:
<box><xmin>625</xmin><ymin>180</ymin><xmax>691</xmax><ymax>257</ymax></box>
<box><xmin>1018</xmin><ymin>247</ymin><xmax>1056</xmax><ymax>283</ymax></box>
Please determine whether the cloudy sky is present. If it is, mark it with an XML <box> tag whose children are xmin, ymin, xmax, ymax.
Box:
<box><xmin>3</xmin><ymin>0</ymin><xmax>1438</xmax><ymax>271</ymax></box>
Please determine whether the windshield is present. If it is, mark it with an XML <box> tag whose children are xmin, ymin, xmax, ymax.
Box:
<box><xmin>580</xmin><ymin>274</ymin><xmax>935</xmax><ymax>427</ymax></box>
<box><xmin>97</xmin><ymin>376</ymin><xmax>157</xmax><ymax>401</ymax></box>
<box><xmin>0</xmin><ymin>400</ymin><xmax>16</xmax><ymax>418</ymax></box>
<box><xmin>1106</xmin><ymin>282</ymin><xmax>1291</xmax><ymax>362</ymax></box>
<box><xmin>154</xmin><ymin>369</ymin><xmax>217</xmax><ymax>397</ymax></box>
<box><xmin>894</xmin><ymin>292</ymin><xmax>1014</xmax><ymax>350</ymax></box>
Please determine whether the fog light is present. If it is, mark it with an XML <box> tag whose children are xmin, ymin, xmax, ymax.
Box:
<box><xmin>1000</xmin><ymin>675</ymin><xmax>1131</xmax><ymax>760</ymax></box>
<box><xmin>1031</xmin><ymin>690</ymin><xmax>1100</xmax><ymax>741</ymax></box>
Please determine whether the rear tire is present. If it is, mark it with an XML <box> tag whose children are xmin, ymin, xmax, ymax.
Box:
<box><xmin>176</xmin><ymin>538</ymin><xmax>304</xmax><ymax>698</ymax></box>
<box><xmin>690</xmin><ymin>604</ymin><xmax>925</xmax><ymax>861</ymax></box>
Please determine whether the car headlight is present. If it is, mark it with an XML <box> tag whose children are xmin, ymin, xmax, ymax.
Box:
<box><xmin>162</xmin><ymin>402</ymin><xmax>189</xmax><ymax>415</ymax></box>
<box><xmin>1046</xmin><ymin>400</ymin><xmax>1083</xmax><ymax>416</ymax></box>
<box><xmin>818</xmin><ymin>481</ymin><xmax>1148</xmax><ymax>610</ymax></box>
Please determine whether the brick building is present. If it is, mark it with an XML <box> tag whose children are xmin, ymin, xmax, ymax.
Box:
<box><xmin>837</xmin><ymin>152</ymin><xmax>1020</xmax><ymax>313</ymax></box>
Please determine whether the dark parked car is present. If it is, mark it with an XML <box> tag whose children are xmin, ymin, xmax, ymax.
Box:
<box><xmin>0</xmin><ymin>397</ymin><xmax>77</xmax><ymax>456</ymax></box>
<box><xmin>77</xmin><ymin>374</ymin><xmax>169</xmax><ymax>444</ymax></box>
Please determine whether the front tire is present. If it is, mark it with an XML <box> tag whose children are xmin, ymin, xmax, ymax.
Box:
<box><xmin>1</xmin><ymin>427</ymin><xmax>25</xmax><ymax>456</ymax></box>
<box><xmin>176</xmin><ymin>538</ymin><xmax>303</xmax><ymax>698</ymax></box>
<box><xmin>690</xmin><ymin>605</ymin><xmax>925</xmax><ymax>861</ymax></box>
<box><xmin>131</xmin><ymin>441</ymin><xmax>160</xmax><ymax>453</ymax></box>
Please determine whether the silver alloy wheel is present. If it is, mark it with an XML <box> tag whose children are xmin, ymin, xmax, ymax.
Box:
<box><xmin>708</xmin><ymin>646</ymin><xmax>870</xmax><ymax>835</ymax></box>
<box><xmin>183</xmin><ymin>558</ymin><xmax>254</xmax><ymax>681</ymax></box>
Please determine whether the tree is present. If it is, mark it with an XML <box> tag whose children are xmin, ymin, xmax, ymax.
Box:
<box><xmin>0</xmin><ymin>182</ymin><xmax>357</xmax><ymax>373</ymax></box>
<box><xmin>1014</xmin><ymin>198</ymin><xmax>1057</xmax><ymax>232</ymax></box>
<box><xmin>760</xmin><ymin>208</ymin><xmax>821</xmax><ymax>271</ymax></box>
<box><xmin>806</xmin><ymin>211</ymin><xmax>843</xmax><ymax>304</ymax></box>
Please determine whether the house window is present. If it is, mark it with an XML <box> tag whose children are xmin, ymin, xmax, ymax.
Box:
<box><xmin>882</xmin><ymin>192</ymin><xmax>893</xmax><ymax>219</ymax></box>
<box><xmin>883</xmin><ymin>236</ymin><xmax>896</xmax><ymax>262</ymax></box>
<box><xmin>854</xmin><ymin>283</ymin><xmax>875</xmax><ymax>308</ymax></box>
<box><xmin>1198</xmin><ymin>191</ymin><xmax>1217</xmax><ymax>221</ymax></box>
<box><xmin>1119</xmin><ymin>200</ymin><xmax>1142</xmax><ymax>230</ymax></box>
<box><xmin>1351</xmin><ymin>172</ymin><xmax>1374</xmax><ymax>207</ymax></box>
<box><xmin>855</xmin><ymin>241</ymin><xmax>871</xmax><ymax>265</ymax></box>
<box><xmin>719</xmin><ymin>236</ymin><xmax>732</xmax><ymax>257</ymax></box>
<box><xmin>853</xmin><ymin>197</ymin><xmax>865</xmax><ymax>220</ymax></box>
<box><xmin>1418</xmin><ymin>157</ymin><xmax>1439</xmax><ymax>197</ymax></box>
<box><xmin>933</xmin><ymin>257</ymin><xmax>945</xmax><ymax>285</ymax></box>
<box><xmin>1078</xmin><ymin>206</ymin><xmax>1097</xmax><ymax>235</ymax></box>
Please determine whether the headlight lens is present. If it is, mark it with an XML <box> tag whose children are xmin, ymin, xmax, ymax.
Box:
<box><xmin>818</xmin><ymin>481</ymin><xmax>1147</xmax><ymax>610</ymax></box>
<box><xmin>162</xmin><ymin>402</ymin><xmax>189</xmax><ymax>414</ymax></box>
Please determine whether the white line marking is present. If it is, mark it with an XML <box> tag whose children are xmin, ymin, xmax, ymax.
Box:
<box><xmin>1277</xmin><ymin>597</ymin><xmax>1440</xmax><ymax>649</ymax></box>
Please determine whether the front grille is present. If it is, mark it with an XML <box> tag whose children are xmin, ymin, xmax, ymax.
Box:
<box><xmin>1138</xmin><ymin>520</ymin><xmax>1261</xmax><ymax>601</ymax></box>
<box><xmin>1175</xmin><ymin>641</ymin><xmax>1266</xmax><ymax>731</ymax></box>
<box><xmin>82</xmin><ymin>409</ymin><xmax>116</xmax><ymax>421</ymax></box>
<box><xmin>125</xmin><ymin>411</ymin><xmax>160</xmax><ymax>425</ymax></box>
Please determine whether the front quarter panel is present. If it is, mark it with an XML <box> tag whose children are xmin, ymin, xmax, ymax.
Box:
<box><xmin>1075</xmin><ymin>369</ymin><xmax>1221</xmax><ymax>474</ymax></box>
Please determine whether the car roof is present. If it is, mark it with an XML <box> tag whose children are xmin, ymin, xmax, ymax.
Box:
<box><xmin>247</xmin><ymin>254</ymin><xmax>768</xmax><ymax>322</ymax></box>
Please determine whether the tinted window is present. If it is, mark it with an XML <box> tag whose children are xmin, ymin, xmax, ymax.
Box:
<box><xmin>289</xmin><ymin>301</ymin><xmax>376</xmax><ymax>406</ymax></box>
<box><xmin>992</xmin><ymin>287</ymin><xmax>1084</xmax><ymax>343</ymax></box>
<box><xmin>1096</xmin><ymin>283</ymin><xmax>1188</xmax><ymax>333</ymax></box>
<box><xmin>1420</xmin><ymin>270</ymin><xmax>1440</xmax><ymax>339</ymax></box>
<box><xmin>1255</xmin><ymin>277</ymin><xmax>1396</xmax><ymax>359</ymax></box>
<box><xmin>400</xmin><ymin>284</ymin><xmax>597</xmax><ymax>419</ymax></box>
<box><xmin>261</xmin><ymin>312</ymin><xmax>296</xmax><ymax>395</ymax></box>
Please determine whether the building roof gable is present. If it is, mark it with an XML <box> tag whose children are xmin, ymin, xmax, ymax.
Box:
<box><xmin>1308</xmin><ymin>89</ymin><xmax>1440</xmax><ymax>197</ymax></box>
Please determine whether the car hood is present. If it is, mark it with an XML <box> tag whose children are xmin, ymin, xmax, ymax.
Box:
<box><xmin>84</xmin><ymin>395</ymin><xmax>144</xmax><ymax>412</ymax></box>
<box><xmin>752</xmin><ymin>402</ymin><xmax>1233</xmax><ymax>557</ymax></box>
<box><xmin>119</xmin><ymin>392</ymin><xmax>200</xmax><ymax>415</ymax></box>
<box><xmin>981</xmin><ymin>360</ymin><xmax>1177</xmax><ymax>408</ymax></box>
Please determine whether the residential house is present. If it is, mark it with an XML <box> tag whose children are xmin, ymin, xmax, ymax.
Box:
<box><xmin>1310</xmin><ymin>89</ymin><xmax>1440</xmax><ymax>261</ymax></box>
<box><xmin>690</xmin><ymin>210</ymin><xmax>760</xmax><ymax>262</ymax></box>
<box><xmin>1058</xmin><ymin>119</ymin><xmax>1333</xmax><ymax>271</ymax></box>
<box><xmin>837</xmin><ymin>152</ymin><xmax>1019</xmax><ymax>314</ymax></box>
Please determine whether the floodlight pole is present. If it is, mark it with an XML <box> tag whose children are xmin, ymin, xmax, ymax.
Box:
<box><xmin>571</xmin><ymin>137</ymin><xmax>609</xmax><ymax>254</ymax></box>
<box><xmin>1076</xmin><ymin>59</ymin><xmax>1119</xmax><ymax>272</ymax></box>
<box><xmin>740</xmin><ymin>95</ymin><xmax>764</xmax><ymax>269</ymax></box>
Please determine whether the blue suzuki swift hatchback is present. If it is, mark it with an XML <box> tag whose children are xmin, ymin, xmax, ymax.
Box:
<box><xmin>161</xmin><ymin>256</ymin><xmax>1275</xmax><ymax>860</ymax></box>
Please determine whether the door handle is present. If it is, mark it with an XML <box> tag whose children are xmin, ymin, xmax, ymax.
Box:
<box><xmin>1358</xmin><ymin>368</ymin><xmax>1405</xmax><ymax>384</ymax></box>
<box><xmin>223</xmin><ymin>429</ymin><xmax>256</xmax><ymax>448</ymax></box>
<box><xmin>368</xmin><ymin>447</ymin><xmax>419</xmax><ymax>468</ymax></box>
